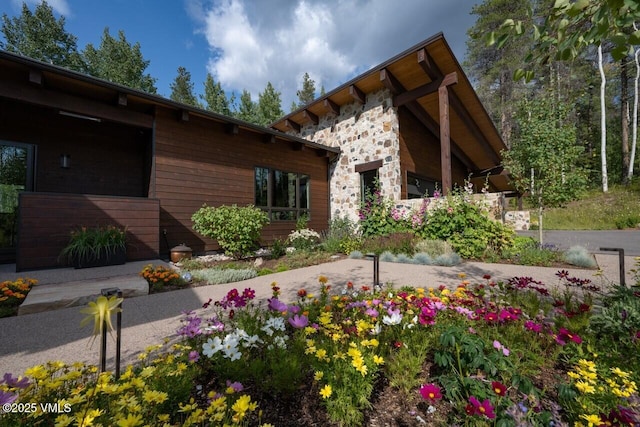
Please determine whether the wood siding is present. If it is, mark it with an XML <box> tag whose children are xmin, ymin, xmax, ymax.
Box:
<box><xmin>17</xmin><ymin>193</ymin><xmax>159</xmax><ymax>271</ymax></box>
<box><xmin>398</xmin><ymin>107</ymin><xmax>466</xmax><ymax>198</ymax></box>
<box><xmin>153</xmin><ymin>108</ymin><xmax>330</xmax><ymax>254</ymax></box>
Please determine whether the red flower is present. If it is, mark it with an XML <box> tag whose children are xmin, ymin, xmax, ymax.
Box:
<box><xmin>491</xmin><ymin>381</ymin><xmax>507</xmax><ymax>396</ymax></box>
<box><xmin>483</xmin><ymin>274</ymin><xmax>492</xmax><ymax>280</ymax></box>
<box><xmin>419</xmin><ymin>383</ymin><xmax>442</xmax><ymax>402</ymax></box>
<box><xmin>297</xmin><ymin>289</ymin><xmax>307</xmax><ymax>297</ymax></box>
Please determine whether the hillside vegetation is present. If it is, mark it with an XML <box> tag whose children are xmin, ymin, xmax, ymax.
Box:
<box><xmin>536</xmin><ymin>183</ymin><xmax>640</xmax><ymax>230</ymax></box>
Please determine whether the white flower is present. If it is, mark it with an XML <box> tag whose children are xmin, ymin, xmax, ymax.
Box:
<box><xmin>262</xmin><ymin>316</ymin><xmax>286</xmax><ymax>336</ymax></box>
<box><xmin>382</xmin><ymin>309</ymin><xmax>402</xmax><ymax>326</ymax></box>
<box><xmin>370</xmin><ymin>323</ymin><xmax>381</xmax><ymax>335</ymax></box>
<box><xmin>202</xmin><ymin>337</ymin><xmax>223</xmax><ymax>358</ymax></box>
<box><xmin>242</xmin><ymin>334</ymin><xmax>262</xmax><ymax>348</ymax></box>
<box><xmin>273</xmin><ymin>335</ymin><xmax>288</xmax><ymax>349</ymax></box>
<box><xmin>222</xmin><ymin>334</ymin><xmax>242</xmax><ymax>360</ymax></box>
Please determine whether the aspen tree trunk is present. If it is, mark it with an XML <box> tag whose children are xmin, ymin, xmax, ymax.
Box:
<box><xmin>629</xmin><ymin>43</ymin><xmax>639</xmax><ymax>182</ymax></box>
<box><xmin>598</xmin><ymin>44</ymin><xmax>608</xmax><ymax>193</ymax></box>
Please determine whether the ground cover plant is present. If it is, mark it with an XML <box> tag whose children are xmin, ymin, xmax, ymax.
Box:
<box><xmin>0</xmin><ymin>277</ymin><xmax>36</xmax><ymax>318</ymax></box>
<box><xmin>3</xmin><ymin>260</ymin><xmax>640</xmax><ymax>426</ymax></box>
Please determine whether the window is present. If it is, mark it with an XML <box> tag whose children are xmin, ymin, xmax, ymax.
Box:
<box><xmin>254</xmin><ymin>167</ymin><xmax>309</xmax><ymax>221</ymax></box>
<box><xmin>407</xmin><ymin>172</ymin><xmax>438</xmax><ymax>199</ymax></box>
<box><xmin>355</xmin><ymin>160</ymin><xmax>382</xmax><ymax>203</ymax></box>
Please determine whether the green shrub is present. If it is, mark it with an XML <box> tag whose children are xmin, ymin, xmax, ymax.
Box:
<box><xmin>414</xmin><ymin>239</ymin><xmax>454</xmax><ymax>257</ymax></box>
<box><xmin>361</xmin><ymin>232</ymin><xmax>417</xmax><ymax>256</ymax></box>
<box><xmin>191</xmin><ymin>204</ymin><xmax>269</xmax><ymax>259</ymax></box>
<box><xmin>288</xmin><ymin>228</ymin><xmax>320</xmax><ymax>251</ymax></box>
<box><xmin>433</xmin><ymin>253</ymin><xmax>462</xmax><ymax>266</ymax></box>
<box><xmin>190</xmin><ymin>268</ymin><xmax>257</xmax><ymax>284</ymax></box>
<box><xmin>269</xmin><ymin>238</ymin><xmax>287</xmax><ymax>259</ymax></box>
<box><xmin>275</xmin><ymin>264</ymin><xmax>289</xmax><ymax>273</ymax></box>
<box><xmin>358</xmin><ymin>180</ymin><xmax>411</xmax><ymax>236</ymax></box>
<box><xmin>257</xmin><ymin>268</ymin><xmax>274</xmax><ymax>276</ymax></box>
<box><xmin>501</xmin><ymin>236</ymin><xmax>561</xmax><ymax>266</ymax></box>
<box><xmin>321</xmin><ymin>216</ymin><xmax>361</xmax><ymax>254</ymax></box>
<box><xmin>379</xmin><ymin>251</ymin><xmax>396</xmax><ymax>262</ymax></box>
<box><xmin>563</xmin><ymin>245</ymin><xmax>597</xmax><ymax>268</ymax></box>
<box><xmin>614</xmin><ymin>214</ymin><xmax>640</xmax><ymax>230</ymax></box>
<box><xmin>395</xmin><ymin>253</ymin><xmax>414</xmax><ymax>264</ymax></box>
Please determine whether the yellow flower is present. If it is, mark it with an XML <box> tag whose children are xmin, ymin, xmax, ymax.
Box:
<box><xmin>316</xmin><ymin>349</ymin><xmax>328</xmax><ymax>361</ymax></box>
<box><xmin>54</xmin><ymin>414</ymin><xmax>74</xmax><ymax>427</ymax></box>
<box><xmin>580</xmin><ymin>414</ymin><xmax>602</xmax><ymax>426</ymax></box>
<box><xmin>320</xmin><ymin>384</ymin><xmax>332</xmax><ymax>399</ymax></box>
<box><xmin>116</xmin><ymin>413</ymin><xmax>144</xmax><ymax>427</ymax></box>
<box><xmin>575</xmin><ymin>381</ymin><xmax>595</xmax><ymax>394</ymax></box>
<box><xmin>25</xmin><ymin>364</ymin><xmax>47</xmax><ymax>380</ymax></box>
<box><xmin>314</xmin><ymin>371</ymin><xmax>324</xmax><ymax>381</ymax></box>
<box><xmin>143</xmin><ymin>390</ymin><xmax>169</xmax><ymax>404</ymax></box>
<box><xmin>611</xmin><ymin>367</ymin><xmax>631</xmax><ymax>379</ymax></box>
<box><xmin>373</xmin><ymin>355</ymin><xmax>384</xmax><ymax>365</ymax></box>
<box><xmin>80</xmin><ymin>295</ymin><xmax>123</xmax><ymax>346</ymax></box>
<box><xmin>232</xmin><ymin>395</ymin><xmax>257</xmax><ymax>419</ymax></box>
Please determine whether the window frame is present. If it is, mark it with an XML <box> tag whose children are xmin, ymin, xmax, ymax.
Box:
<box><xmin>254</xmin><ymin>166</ymin><xmax>310</xmax><ymax>221</ymax></box>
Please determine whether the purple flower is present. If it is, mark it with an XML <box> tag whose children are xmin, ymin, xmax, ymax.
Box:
<box><xmin>288</xmin><ymin>314</ymin><xmax>309</xmax><ymax>329</ymax></box>
<box><xmin>177</xmin><ymin>316</ymin><xmax>203</xmax><ymax>338</ymax></box>
<box><xmin>288</xmin><ymin>305</ymin><xmax>301</xmax><ymax>314</ymax></box>
<box><xmin>268</xmin><ymin>298</ymin><xmax>288</xmax><ymax>312</ymax></box>
<box><xmin>226</xmin><ymin>380</ymin><xmax>244</xmax><ymax>392</ymax></box>
<box><xmin>0</xmin><ymin>390</ymin><xmax>17</xmax><ymax>406</ymax></box>
<box><xmin>2</xmin><ymin>373</ymin><xmax>29</xmax><ymax>389</ymax></box>
<box><xmin>188</xmin><ymin>351</ymin><xmax>200</xmax><ymax>363</ymax></box>
<box><xmin>365</xmin><ymin>308</ymin><xmax>379</xmax><ymax>318</ymax></box>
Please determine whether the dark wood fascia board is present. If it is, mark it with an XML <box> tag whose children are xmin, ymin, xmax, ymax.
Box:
<box><xmin>323</xmin><ymin>98</ymin><xmax>340</xmax><ymax>115</ymax></box>
<box><xmin>225</xmin><ymin>123</ymin><xmax>239</xmax><ymax>135</ymax></box>
<box><xmin>29</xmin><ymin>69</ymin><xmax>43</xmax><ymax>86</ymax></box>
<box><xmin>303</xmin><ymin>109</ymin><xmax>319</xmax><ymax>125</ymax></box>
<box><xmin>349</xmin><ymin>84</ymin><xmax>366</xmax><ymax>104</ymax></box>
<box><xmin>262</xmin><ymin>133</ymin><xmax>276</xmax><ymax>143</ymax></box>
<box><xmin>354</xmin><ymin>159</ymin><xmax>384</xmax><ymax>173</ymax></box>
<box><xmin>315</xmin><ymin>148</ymin><xmax>329</xmax><ymax>157</ymax></box>
<box><xmin>117</xmin><ymin>92</ymin><xmax>128</xmax><ymax>107</ymax></box>
<box><xmin>284</xmin><ymin>119</ymin><xmax>301</xmax><ymax>132</ymax></box>
<box><xmin>468</xmin><ymin>165</ymin><xmax>505</xmax><ymax>177</ymax></box>
<box><xmin>294</xmin><ymin>142</ymin><xmax>306</xmax><ymax>151</ymax></box>
<box><xmin>0</xmin><ymin>79</ymin><xmax>154</xmax><ymax>128</ymax></box>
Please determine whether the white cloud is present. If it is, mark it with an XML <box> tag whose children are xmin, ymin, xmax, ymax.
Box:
<box><xmin>11</xmin><ymin>0</ymin><xmax>71</xmax><ymax>17</ymax></box>
<box><xmin>191</xmin><ymin>0</ymin><xmax>477</xmax><ymax>107</ymax></box>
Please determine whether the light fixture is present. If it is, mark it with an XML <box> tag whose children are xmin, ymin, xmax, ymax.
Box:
<box><xmin>60</xmin><ymin>154</ymin><xmax>71</xmax><ymax>169</ymax></box>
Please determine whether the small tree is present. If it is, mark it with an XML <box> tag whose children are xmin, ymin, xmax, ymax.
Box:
<box><xmin>191</xmin><ymin>204</ymin><xmax>269</xmax><ymax>259</ymax></box>
<box><xmin>170</xmin><ymin>66</ymin><xmax>200</xmax><ymax>107</ymax></box>
<box><xmin>503</xmin><ymin>97</ymin><xmax>587</xmax><ymax>243</ymax></box>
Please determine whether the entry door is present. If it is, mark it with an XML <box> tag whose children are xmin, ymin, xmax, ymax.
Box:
<box><xmin>0</xmin><ymin>141</ymin><xmax>34</xmax><ymax>252</ymax></box>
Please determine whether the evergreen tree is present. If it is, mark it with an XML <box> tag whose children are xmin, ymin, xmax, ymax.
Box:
<box><xmin>295</xmin><ymin>72</ymin><xmax>316</xmax><ymax>107</ymax></box>
<box><xmin>0</xmin><ymin>1</ymin><xmax>84</xmax><ymax>70</ymax></box>
<box><xmin>83</xmin><ymin>28</ymin><xmax>157</xmax><ymax>94</ymax></box>
<box><xmin>235</xmin><ymin>90</ymin><xmax>259</xmax><ymax>124</ymax></box>
<box><xmin>201</xmin><ymin>73</ymin><xmax>231</xmax><ymax>116</ymax></box>
<box><xmin>257</xmin><ymin>82</ymin><xmax>284</xmax><ymax>126</ymax></box>
<box><xmin>170</xmin><ymin>66</ymin><xmax>200</xmax><ymax>107</ymax></box>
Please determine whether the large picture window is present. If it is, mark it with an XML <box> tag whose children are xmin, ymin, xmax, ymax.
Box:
<box><xmin>255</xmin><ymin>167</ymin><xmax>309</xmax><ymax>220</ymax></box>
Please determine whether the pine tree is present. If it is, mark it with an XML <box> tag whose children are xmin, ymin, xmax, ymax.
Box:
<box><xmin>295</xmin><ymin>72</ymin><xmax>316</xmax><ymax>108</ymax></box>
<box><xmin>235</xmin><ymin>90</ymin><xmax>259</xmax><ymax>124</ymax></box>
<box><xmin>201</xmin><ymin>73</ymin><xmax>231</xmax><ymax>116</ymax></box>
<box><xmin>0</xmin><ymin>1</ymin><xmax>84</xmax><ymax>71</ymax></box>
<box><xmin>257</xmin><ymin>82</ymin><xmax>284</xmax><ymax>126</ymax></box>
<box><xmin>83</xmin><ymin>28</ymin><xmax>157</xmax><ymax>94</ymax></box>
<box><xmin>170</xmin><ymin>66</ymin><xmax>200</xmax><ymax>107</ymax></box>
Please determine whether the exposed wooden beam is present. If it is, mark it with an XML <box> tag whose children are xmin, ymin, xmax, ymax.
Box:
<box><xmin>0</xmin><ymin>79</ymin><xmax>153</xmax><ymax>128</ymax></box>
<box><xmin>417</xmin><ymin>48</ymin><xmax>441</xmax><ymax>80</ymax></box>
<box><xmin>117</xmin><ymin>92</ymin><xmax>128</xmax><ymax>107</ymax></box>
<box><xmin>393</xmin><ymin>78</ymin><xmax>441</xmax><ymax>107</ymax></box>
<box><xmin>284</xmin><ymin>119</ymin><xmax>301</xmax><ymax>132</ymax></box>
<box><xmin>379</xmin><ymin>68</ymin><xmax>404</xmax><ymax>94</ymax></box>
<box><xmin>349</xmin><ymin>84</ymin><xmax>366</xmax><ymax>104</ymax></box>
<box><xmin>225</xmin><ymin>123</ymin><xmax>239</xmax><ymax>135</ymax></box>
<box><xmin>303</xmin><ymin>109</ymin><xmax>318</xmax><ymax>125</ymax></box>
<box><xmin>29</xmin><ymin>69</ymin><xmax>43</xmax><ymax>86</ymax></box>
<box><xmin>262</xmin><ymin>133</ymin><xmax>276</xmax><ymax>144</ymax></box>
<box><xmin>439</xmin><ymin>84</ymin><xmax>452</xmax><ymax>194</ymax></box>
<box><xmin>179</xmin><ymin>109</ymin><xmax>189</xmax><ymax>122</ymax></box>
<box><xmin>323</xmin><ymin>98</ymin><xmax>340</xmax><ymax>115</ymax></box>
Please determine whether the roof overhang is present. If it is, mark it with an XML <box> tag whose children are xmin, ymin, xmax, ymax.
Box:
<box><xmin>272</xmin><ymin>32</ymin><xmax>510</xmax><ymax>191</ymax></box>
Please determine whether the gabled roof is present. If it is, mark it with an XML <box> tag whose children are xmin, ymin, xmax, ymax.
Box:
<box><xmin>271</xmin><ymin>32</ymin><xmax>509</xmax><ymax>191</ymax></box>
<box><xmin>0</xmin><ymin>50</ymin><xmax>339</xmax><ymax>156</ymax></box>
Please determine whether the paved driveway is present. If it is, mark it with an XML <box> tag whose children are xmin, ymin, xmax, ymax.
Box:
<box><xmin>517</xmin><ymin>230</ymin><xmax>640</xmax><ymax>256</ymax></box>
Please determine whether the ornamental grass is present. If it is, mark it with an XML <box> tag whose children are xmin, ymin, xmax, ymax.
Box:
<box><xmin>2</xmin><ymin>262</ymin><xmax>640</xmax><ymax>426</ymax></box>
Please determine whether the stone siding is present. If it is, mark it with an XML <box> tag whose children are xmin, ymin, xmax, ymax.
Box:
<box><xmin>505</xmin><ymin>210</ymin><xmax>531</xmax><ymax>230</ymax></box>
<box><xmin>297</xmin><ymin>89</ymin><xmax>400</xmax><ymax>223</ymax></box>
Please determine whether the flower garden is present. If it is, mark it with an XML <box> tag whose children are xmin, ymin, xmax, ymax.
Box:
<box><xmin>2</xmin><ymin>262</ymin><xmax>640</xmax><ymax>426</ymax></box>
<box><xmin>1</xmin><ymin>185</ymin><xmax>638</xmax><ymax>426</ymax></box>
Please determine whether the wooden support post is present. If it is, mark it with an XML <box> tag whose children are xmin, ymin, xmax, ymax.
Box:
<box><xmin>438</xmin><ymin>72</ymin><xmax>457</xmax><ymax>195</ymax></box>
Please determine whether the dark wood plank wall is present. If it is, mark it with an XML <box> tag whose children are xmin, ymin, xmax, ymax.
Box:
<box><xmin>17</xmin><ymin>193</ymin><xmax>159</xmax><ymax>271</ymax></box>
<box><xmin>153</xmin><ymin>108</ymin><xmax>330</xmax><ymax>254</ymax></box>
<box><xmin>398</xmin><ymin>107</ymin><xmax>466</xmax><ymax>199</ymax></box>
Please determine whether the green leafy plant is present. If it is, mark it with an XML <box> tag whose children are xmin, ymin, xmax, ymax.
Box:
<box><xmin>269</xmin><ymin>238</ymin><xmax>287</xmax><ymax>259</ymax></box>
<box><xmin>59</xmin><ymin>225</ymin><xmax>126</xmax><ymax>267</ymax></box>
<box><xmin>190</xmin><ymin>268</ymin><xmax>257</xmax><ymax>285</ymax></box>
<box><xmin>191</xmin><ymin>204</ymin><xmax>269</xmax><ymax>259</ymax></box>
<box><xmin>321</xmin><ymin>216</ymin><xmax>361</xmax><ymax>254</ymax></box>
<box><xmin>414</xmin><ymin>239</ymin><xmax>454</xmax><ymax>257</ymax></box>
<box><xmin>361</xmin><ymin>232</ymin><xmax>417</xmax><ymax>256</ymax></box>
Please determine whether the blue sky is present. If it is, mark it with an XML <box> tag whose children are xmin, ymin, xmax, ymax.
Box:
<box><xmin>4</xmin><ymin>0</ymin><xmax>480</xmax><ymax>108</ymax></box>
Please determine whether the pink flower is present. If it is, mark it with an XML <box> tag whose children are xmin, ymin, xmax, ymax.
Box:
<box><xmin>288</xmin><ymin>314</ymin><xmax>309</xmax><ymax>329</ymax></box>
<box><xmin>524</xmin><ymin>321</ymin><xmax>542</xmax><ymax>333</ymax></box>
<box><xmin>468</xmin><ymin>396</ymin><xmax>496</xmax><ymax>419</ymax></box>
<box><xmin>419</xmin><ymin>383</ymin><xmax>442</xmax><ymax>402</ymax></box>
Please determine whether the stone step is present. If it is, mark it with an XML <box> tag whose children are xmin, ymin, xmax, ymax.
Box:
<box><xmin>18</xmin><ymin>275</ymin><xmax>148</xmax><ymax>315</ymax></box>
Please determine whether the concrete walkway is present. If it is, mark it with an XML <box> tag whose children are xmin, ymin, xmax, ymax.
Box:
<box><xmin>0</xmin><ymin>254</ymin><xmax>637</xmax><ymax>376</ymax></box>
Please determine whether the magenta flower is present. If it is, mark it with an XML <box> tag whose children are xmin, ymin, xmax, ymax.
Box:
<box><xmin>188</xmin><ymin>350</ymin><xmax>200</xmax><ymax>363</ymax></box>
<box><xmin>288</xmin><ymin>314</ymin><xmax>309</xmax><ymax>329</ymax></box>
<box><xmin>268</xmin><ymin>298</ymin><xmax>288</xmax><ymax>312</ymax></box>
<box><xmin>524</xmin><ymin>321</ymin><xmax>542</xmax><ymax>333</ymax></box>
<box><xmin>365</xmin><ymin>308</ymin><xmax>379</xmax><ymax>318</ymax></box>
<box><xmin>555</xmin><ymin>328</ymin><xmax>582</xmax><ymax>345</ymax></box>
<box><xmin>468</xmin><ymin>396</ymin><xmax>496</xmax><ymax>419</ymax></box>
<box><xmin>419</xmin><ymin>383</ymin><xmax>442</xmax><ymax>402</ymax></box>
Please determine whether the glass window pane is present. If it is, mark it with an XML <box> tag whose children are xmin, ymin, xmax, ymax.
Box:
<box><xmin>361</xmin><ymin>169</ymin><xmax>378</xmax><ymax>202</ymax></box>
<box><xmin>254</xmin><ymin>167</ymin><xmax>268</xmax><ymax>206</ymax></box>
<box><xmin>272</xmin><ymin>210</ymin><xmax>296</xmax><ymax>221</ymax></box>
<box><xmin>299</xmin><ymin>175</ymin><xmax>309</xmax><ymax>209</ymax></box>
<box><xmin>274</xmin><ymin>171</ymin><xmax>296</xmax><ymax>208</ymax></box>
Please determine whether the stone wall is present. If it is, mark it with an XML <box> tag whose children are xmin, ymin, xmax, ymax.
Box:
<box><xmin>505</xmin><ymin>210</ymin><xmax>531</xmax><ymax>230</ymax></box>
<box><xmin>395</xmin><ymin>192</ymin><xmax>505</xmax><ymax>222</ymax></box>
<box><xmin>297</xmin><ymin>89</ymin><xmax>400</xmax><ymax>223</ymax></box>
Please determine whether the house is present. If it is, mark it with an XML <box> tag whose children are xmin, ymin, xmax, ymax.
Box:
<box><xmin>271</xmin><ymin>32</ymin><xmax>511</xmax><ymax>223</ymax></box>
<box><xmin>0</xmin><ymin>50</ymin><xmax>338</xmax><ymax>271</ymax></box>
<box><xmin>0</xmin><ymin>32</ymin><xmax>510</xmax><ymax>272</ymax></box>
